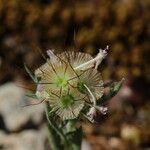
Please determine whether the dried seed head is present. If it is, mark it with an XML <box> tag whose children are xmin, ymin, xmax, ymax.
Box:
<box><xmin>35</xmin><ymin>50</ymin><xmax>106</xmax><ymax>120</ymax></box>
<box><xmin>49</xmin><ymin>88</ymin><xmax>85</xmax><ymax>120</ymax></box>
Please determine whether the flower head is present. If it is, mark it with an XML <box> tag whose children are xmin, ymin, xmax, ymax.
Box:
<box><xmin>35</xmin><ymin>48</ymin><xmax>108</xmax><ymax>120</ymax></box>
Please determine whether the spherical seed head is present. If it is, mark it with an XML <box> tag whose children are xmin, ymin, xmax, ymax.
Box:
<box><xmin>59</xmin><ymin>51</ymin><xmax>104</xmax><ymax>99</ymax></box>
<box><xmin>35</xmin><ymin>60</ymin><xmax>78</xmax><ymax>93</ymax></box>
<box><xmin>76</xmin><ymin>69</ymin><xmax>104</xmax><ymax>100</ymax></box>
<box><xmin>49</xmin><ymin>88</ymin><xmax>85</xmax><ymax>120</ymax></box>
<box><xmin>35</xmin><ymin>50</ymin><xmax>104</xmax><ymax>120</ymax></box>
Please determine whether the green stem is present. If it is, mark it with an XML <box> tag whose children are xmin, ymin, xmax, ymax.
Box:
<box><xmin>45</xmin><ymin>103</ymin><xmax>70</xmax><ymax>150</ymax></box>
<box><xmin>47</xmin><ymin>122</ymin><xmax>61</xmax><ymax>150</ymax></box>
<box><xmin>45</xmin><ymin>107</ymin><xmax>66</xmax><ymax>142</ymax></box>
<box><xmin>45</xmin><ymin>103</ymin><xmax>83</xmax><ymax>150</ymax></box>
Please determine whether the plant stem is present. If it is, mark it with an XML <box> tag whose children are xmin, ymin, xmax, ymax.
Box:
<box><xmin>45</xmin><ymin>103</ymin><xmax>83</xmax><ymax>150</ymax></box>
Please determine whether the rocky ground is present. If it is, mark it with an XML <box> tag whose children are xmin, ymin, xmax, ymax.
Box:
<box><xmin>0</xmin><ymin>82</ymin><xmax>49</xmax><ymax>150</ymax></box>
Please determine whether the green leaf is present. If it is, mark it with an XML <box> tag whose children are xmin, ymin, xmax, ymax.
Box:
<box><xmin>98</xmin><ymin>78</ymin><xmax>125</xmax><ymax>104</ymax></box>
<box><xmin>24</xmin><ymin>63</ymin><xmax>38</xmax><ymax>83</ymax></box>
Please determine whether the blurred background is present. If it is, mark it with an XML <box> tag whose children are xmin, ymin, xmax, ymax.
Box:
<box><xmin>0</xmin><ymin>0</ymin><xmax>149</xmax><ymax>149</ymax></box>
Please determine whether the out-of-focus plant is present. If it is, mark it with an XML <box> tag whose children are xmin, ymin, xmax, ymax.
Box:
<box><xmin>25</xmin><ymin>47</ymin><xmax>123</xmax><ymax>150</ymax></box>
